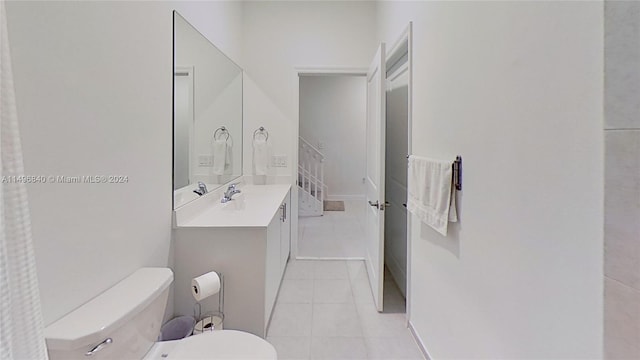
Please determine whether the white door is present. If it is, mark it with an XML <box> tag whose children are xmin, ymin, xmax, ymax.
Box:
<box><xmin>364</xmin><ymin>43</ymin><xmax>386</xmax><ymax>312</ymax></box>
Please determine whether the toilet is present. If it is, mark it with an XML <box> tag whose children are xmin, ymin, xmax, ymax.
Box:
<box><xmin>44</xmin><ymin>268</ymin><xmax>277</xmax><ymax>359</ymax></box>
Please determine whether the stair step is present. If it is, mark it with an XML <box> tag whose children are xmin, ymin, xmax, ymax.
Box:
<box><xmin>297</xmin><ymin>185</ymin><xmax>324</xmax><ymax>216</ymax></box>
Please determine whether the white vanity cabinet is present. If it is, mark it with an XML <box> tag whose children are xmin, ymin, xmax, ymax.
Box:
<box><xmin>265</xmin><ymin>195</ymin><xmax>290</xmax><ymax>325</ymax></box>
<box><xmin>173</xmin><ymin>184</ymin><xmax>291</xmax><ymax>338</ymax></box>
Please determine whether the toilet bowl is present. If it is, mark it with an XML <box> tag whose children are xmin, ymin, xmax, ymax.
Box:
<box><xmin>44</xmin><ymin>268</ymin><xmax>276</xmax><ymax>360</ymax></box>
<box><xmin>144</xmin><ymin>331</ymin><xmax>276</xmax><ymax>359</ymax></box>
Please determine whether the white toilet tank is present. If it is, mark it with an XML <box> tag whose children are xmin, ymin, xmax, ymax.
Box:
<box><xmin>44</xmin><ymin>268</ymin><xmax>173</xmax><ymax>360</ymax></box>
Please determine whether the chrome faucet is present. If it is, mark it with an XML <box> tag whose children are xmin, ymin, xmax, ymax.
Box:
<box><xmin>193</xmin><ymin>181</ymin><xmax>208</xmax><ymax>196</ymax></box>
<box><xmin>221</xmin><ymin>182</ymin><xmax>241</xmax><ymax>203</ymax></box>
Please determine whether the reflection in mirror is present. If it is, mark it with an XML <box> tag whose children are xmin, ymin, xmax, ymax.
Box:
<box><xmin>173</xmin><ymin>11</ymin><xmax>243</xmax><ymax>208</ymax></box>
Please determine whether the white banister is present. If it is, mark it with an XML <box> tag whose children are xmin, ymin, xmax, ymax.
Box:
<box><xmin>298</xmin><ymin>137</ymin><xmax>326</xmax><ymax>217</ymax></box>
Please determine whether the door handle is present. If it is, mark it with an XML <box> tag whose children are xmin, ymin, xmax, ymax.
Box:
<box><xmin>280</xmin><ymin>204</ymin><xmax>286</xmax><ymax>222</ymax></box>
<box><xmin>283</xmin><ymin>203</ymin><xmax>287</xmax><ymax>222</ymax></box>
<box><xmin>85</xmin><ymin>338</ymin><xmax>112</xmax><ymax>356</ymax></box>
<box><xmin>368</xmin><ymin>200</ymin><xmax>379</xmax><ymax>209</ymax></box>
<box><xmin>384</xmin><ymin>201</ymin><xmax>391</xmax><ymax>207</ymax></box>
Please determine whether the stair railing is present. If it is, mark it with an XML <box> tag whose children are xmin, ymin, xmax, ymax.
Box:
<box><xmin>298</xmin><ymin>137</ymin><xmax>325</xmax><ymax>216</ymax></box>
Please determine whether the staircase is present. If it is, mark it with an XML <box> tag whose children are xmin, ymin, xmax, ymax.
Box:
<box><xmin>298</xmin><ymin>137</ymin><xmax>326</xmax><ymax>217</ymax></box>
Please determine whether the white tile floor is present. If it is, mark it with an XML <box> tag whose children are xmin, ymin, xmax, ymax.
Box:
<box><xmin>298</xmin><ymin>199</ymin><xmax>366</xmax><ymax>258</ymax></box>
<box><xmin>267</xmin><ymin>260</ymin><xmax>424</xmax><ymax>360</ymax></box>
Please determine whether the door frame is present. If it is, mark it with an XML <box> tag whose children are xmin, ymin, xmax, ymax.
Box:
<box><xmin>385</xmin><ymin>22</ymin><xmax>413</xmax><ymax>324</ymax></box>
<box><xmin>174</xmin><ymin>66</ymin><xmax>195</xmax><ymax>190</ymax></box>
<box><xmin>291</xmin><ymin>67</ymin><xmax>368</xmax><ymax>260</ymax></box>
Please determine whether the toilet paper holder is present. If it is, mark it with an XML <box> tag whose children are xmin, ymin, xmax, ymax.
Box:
<box><xmin>193</xmin><ymin>272</ymin><xmax>224</xmax><ymax>331</ymax></box>
<box><xmin>193</xmin><ymin>311</ymin><xmax>224</xmax><ymax>333</ymax></box>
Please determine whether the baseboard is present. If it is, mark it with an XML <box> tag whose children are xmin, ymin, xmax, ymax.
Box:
<box><xmin>325</xmin><ymin>194</ymin><xmax>365</xmax><ymax>201</ymax></box>
<box><xmin>296</xmin><ymin>256</ymin><xmax>365</xmax><ymax>261</ymax></box>
<box><xmin>409</xmin><ymin>320</ymin><xmax>432</xmax><ymax>360</ymax></box>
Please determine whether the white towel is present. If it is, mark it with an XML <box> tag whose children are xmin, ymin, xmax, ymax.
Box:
<box><xmin>212</xmin><ymin>138</ymin><xmax>227</xmax><ymax>175</ymax></box>
<box><xmin>407</xmin><ymin>155</ymin><xmax>458</xmax><ymax>236</ymax></box>
<box><xmin>253</xmin><ymin>138</ymin><xmax>268</xmax><ymax>175</ymax></box>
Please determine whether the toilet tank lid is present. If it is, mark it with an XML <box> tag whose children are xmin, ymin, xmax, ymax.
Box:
<box><xmin>44</xmin><ymin>268</ymin><xmax>173</xmax><ymax>351</ymax></box>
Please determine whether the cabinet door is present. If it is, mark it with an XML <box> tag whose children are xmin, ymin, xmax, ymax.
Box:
<box><xmin>265</xmin><ymin>211</ymin><xmax>281</xmax><ymax>328</ymax></box>
<box><xmin>280</xmin><ymin>191</ymin><xmax>291</xmax><ymax>275</ymax></box>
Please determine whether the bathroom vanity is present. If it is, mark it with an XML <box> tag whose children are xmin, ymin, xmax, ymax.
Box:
<box><xmin>171</xmin><ymin>12</ymin><xmax>291</xmax><ymax>339</ymax></box>
<box><xmin>173</xmin><ymin>184</ymin><xmax>291</xmax><ymax>338</ymax></box>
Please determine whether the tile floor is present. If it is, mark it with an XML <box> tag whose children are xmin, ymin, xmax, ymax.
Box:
<box><xmin>298</xmin><ymin>199</ymin><xmax>366</xmax><ymax>258</ymax></box>
<box><xmin>266</xmin><ymin>259</ymin><xmax>424</xmax><ymax>360</ymax></box>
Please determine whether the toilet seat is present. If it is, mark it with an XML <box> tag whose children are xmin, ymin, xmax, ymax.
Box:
<box><xmin>166</xmin><ymin>331</ymin><xmax>277</xmax><ymax>359</ymax></box>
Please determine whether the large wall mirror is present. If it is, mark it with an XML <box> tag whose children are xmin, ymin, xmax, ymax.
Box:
<box><xmin>173</xmin><ymin>11</ymin><xmax>243</xmax><ymax>208</ymax></box>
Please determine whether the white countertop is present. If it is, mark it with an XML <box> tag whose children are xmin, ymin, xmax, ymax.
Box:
<box><xmin>175</xmin><ymin>183</ymin><xmax>291</xmax><ymax>228</ymax></box>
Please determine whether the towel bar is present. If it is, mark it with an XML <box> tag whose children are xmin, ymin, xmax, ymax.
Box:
<box><xmin>453</xmin><ymin>156</ymin><xmax>462</xmax><ymax>191</ymax></box>
<box><xmin>406</xmin><ymin>155</ymin><xmax>462</xmax><ymax>191</ymax></box>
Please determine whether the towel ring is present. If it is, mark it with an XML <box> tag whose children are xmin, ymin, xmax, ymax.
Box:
<box><xmin>214</xmin><ymin>126</ymin><xmax>230</xmax><ymax>141</ymax></box>
<box><xmin>253</xmin><ymin>126</ymin><xmax>269</xmax><ymax>141</ymax></box>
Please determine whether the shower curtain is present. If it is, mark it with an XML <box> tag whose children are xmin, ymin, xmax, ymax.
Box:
<box><xmin>0</xmin><ymin>1</ymin><xmax>49</xmax><ymax>359</ymax></box>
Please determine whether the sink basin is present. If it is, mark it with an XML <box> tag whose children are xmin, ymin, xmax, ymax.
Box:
<box><xmin>177</xmin><ymin>184</ymin><xmax>291</xmax><ymax>228</ymax></box>
<box><xmin>220</xmin><ymin>194</ymin><xmax>246</xmax><ymax>212</ymax></box>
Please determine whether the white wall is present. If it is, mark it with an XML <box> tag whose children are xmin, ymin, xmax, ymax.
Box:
<box><xmin>242</xmin><ymin>74</ymin><xmax>287</xmax><ymax>181</ymax></box>
<box><xmin>299</xmin><ymin>75</ymin><xmax>366</xmax><ymax>198</ymax></box>
<box><xmin>377</xmin><ymin>2</ymin><xmax>604</xmax><ymax>358</ymax></box>
<box><xmin>6</xmin><ymin>0</ymin><xmax>244</xmax><ymax>326</ymax></box>
<box><xmin>172</xmin><ymin>2</ymin><xmax>243</xmax><ymax>68</ymax></box>
<box><xmin>241</xmin><ymin>1</ymin><xmax>378</xmax><ymax>179</ymax></box>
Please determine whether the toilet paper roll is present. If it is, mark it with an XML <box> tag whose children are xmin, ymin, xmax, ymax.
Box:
<box><xmin>191</xmin><ymin>271</ymin><xmax>221</xmax><ymax>302</ymax></box>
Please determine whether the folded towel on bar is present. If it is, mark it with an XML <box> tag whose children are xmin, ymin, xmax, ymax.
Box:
<box><xmin>407</xmin><ymin>155</ymin><xmax>458</xmax><ymax>236</ymax></box>
<box><xmin>253</xmin><ymin>138</ymin><xmax>269</xmax><ymax>175</ymax></box>
<box><xmin>212</xmin><ymin>138</ymin><xmax>228</xmax><ymax>175</ymax></box>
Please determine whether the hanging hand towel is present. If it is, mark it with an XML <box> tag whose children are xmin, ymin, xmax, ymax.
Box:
<box><xmin>407</xmin><ymin>155</ymin><xmax>458</xmax><ymax>236</ymax></box>
<box><xmin>253</xmin><ymin>138</ymin><xmax>268</xmax><ymax>175</ymax></box>
<box><xmin>212</xmin><ymin>138</ymin><xmax>227</xmax><ymax>175</ymax></box>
